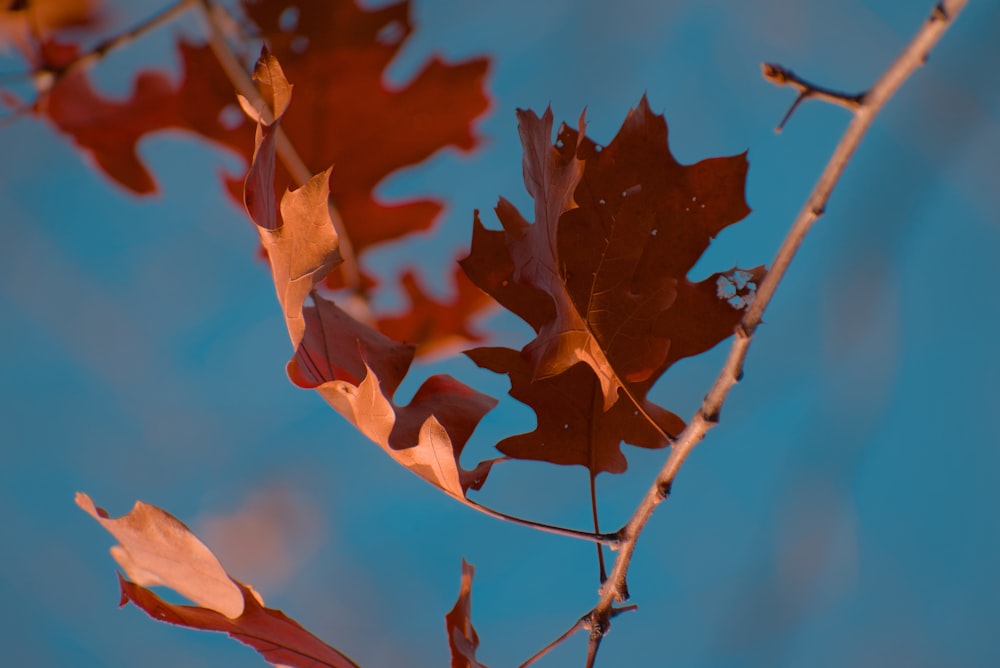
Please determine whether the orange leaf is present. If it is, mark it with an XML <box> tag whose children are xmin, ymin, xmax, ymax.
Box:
<box><xmin>287</xmin><ymin>295</ymin><xmax>499</xmax><ymax>500</ymax></box>
<box><xmin>75</xmin><ymin>492</ymin><xmax>244</xmax><ymax>619</ymax></box>
<box><xmin>79</xmin><ymin>492</ymin><xmax>359</xmax><ymax>667</ymax></box>
<box><xmin>242</xmin><ymin>52</ymin><xmax>499</xmax><ymax>500</ymax></box>
<box><xmin>445</xmin><ymin>559</ymin><xmax>487</xmax><ymax>668</ymax></box>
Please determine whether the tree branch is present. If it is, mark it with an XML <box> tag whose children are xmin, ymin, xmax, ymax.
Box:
<box><xmin>518</xmin><ymin>604</ymin><xmax>637</xmax><ymax>668</ymax></box>
<box><xmin>577</xmin><ymin>0</ymin><xmax>968</xmax><ymax>662</ymax></box>
<box><xmin>761</xmin><ymin>63</ymin><xmax>864</xmax><ymax>131</ymax></box>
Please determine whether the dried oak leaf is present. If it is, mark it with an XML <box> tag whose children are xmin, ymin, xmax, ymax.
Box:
<box><xmin>463</xmin><ymin>97</ymin><xmax>765</xmax><ymax>473</ymax></box>
<box><xmin>76</xmin><ymin>491</ymin><xmax>244</xmax><ymax>619</ymax></box>
<box><xmin>287</xmin><ymin>294</ymin><xmax>499</xmax><ymax>500</ymax></box>
<box><xmin>445</xmin><ymin>559</ymin><xmax>488</xmax><ymax>668</ymax></box>
<box><xmin>78</xmin><ymin>493</ymin><xmax>360</xmax><ymax>668</ymax></box>
<box><xmin>244</xmin><ymin>49</ymin><xmax>498</xmax><ymax>501</ymax></box>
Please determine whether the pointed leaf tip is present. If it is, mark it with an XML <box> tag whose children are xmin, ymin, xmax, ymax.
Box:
<box><xmin>252</xmin><ymin>45</ymin><xmax>292</xmax><ymax>122</ymax></box>
<box><xmin>76</xmin><ymin>492</ymin><xmax>244</xmax><ymax>619</ymax></box>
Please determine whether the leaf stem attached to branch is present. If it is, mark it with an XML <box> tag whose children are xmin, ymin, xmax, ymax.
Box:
<box><xmin>467</xmin><ymin>500</ymin><xmax>620</xmax><ymax>546</ymax></box>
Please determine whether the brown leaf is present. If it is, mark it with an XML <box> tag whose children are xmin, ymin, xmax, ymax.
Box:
<box><xmin>79</xmin><ymin>493</ymin><xmax>360</xmax><ymax>668</ymax></box>
<box><xmin>243</xmin><ymin>48</ymin><xmax>341</xmax><ymax>351</ymax></box>
<box><xmin>241</xmin><ymin>56</ymin><xmax>500</xmax><ymax>501</ymax></box>
<box><xmin>463</xmin><ymin>97</ymin><xmax>764</xmax><ymax>473</ymax></box>
<box><xmin>75</xmin><ymin>492</ymin><xmax>244</xmax><ymax>619</ymax></box>
<box><xmin>445</xmin><ymin>559</ymin><xmax>487</xmax><ymax>668</ymax></box>
<box><xmin>287</xmin><ymin>295</ymin><xmax>499</xmax><ymax>500</ymax></box>
<box><xmin>465</xmin><ymin>348</ymin><xmax>682</xmax><ymax>474</ymax></box>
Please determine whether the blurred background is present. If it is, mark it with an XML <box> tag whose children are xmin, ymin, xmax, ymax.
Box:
<box><xmin>2</xmin><ymin>0</ymin><xmax>999</xmax><ymax>666</ymax></box>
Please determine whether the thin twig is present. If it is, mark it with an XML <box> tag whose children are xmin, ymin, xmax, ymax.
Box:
<box><xmin>467</xmin><ymin>500</ymin><xmax>619</xmax><ymax>546</ymax></box>
<box><xmin>761</xmin><ymin>63</ymin><xmax>865</xmax><ymax>131</ymax></box>
<box><xmin>519</xmin><ymin>605</ymin><xmax>637</xmax><ymax>668</ymax></box>
<box><xmin>589</xmin><ymin>471</ymin><xmax>607</xmax><ymax>582</ymax></box>
<box><xmin>576</xmin><ymin>0</ymin><xmax>968</xmax><ymax>662</ymax></box>
<box><xmin>194</xmin><ymin>0</ymin><xmax>367</xmax><ymax>303</ymax></box>
<box><xmin>519</xmin><ymin>615</ymin><xmax>587</xmax><ymax>668</ymax></box>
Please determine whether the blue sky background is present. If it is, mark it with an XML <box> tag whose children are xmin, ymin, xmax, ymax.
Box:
<box><xmin>2</xmin><ymin>0</ymin><xmax>999</xmax><ymax>666</ymax></box>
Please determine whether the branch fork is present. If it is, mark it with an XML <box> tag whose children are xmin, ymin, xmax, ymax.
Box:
<box><xmin>762</xmin><ymin>62</ymin><xmax>865</xmax><ymax>131</ymax></box>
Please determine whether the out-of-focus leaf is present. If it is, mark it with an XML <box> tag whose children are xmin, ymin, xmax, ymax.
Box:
<box><xmin>375</xmin><ymin>265</ymin><xmax>494</xmax><ymax>355</ymax></box>
<box><xmin>24</xmin><ymin>0</ymin><xmax>490</xmax><ymax>350</ymax></box>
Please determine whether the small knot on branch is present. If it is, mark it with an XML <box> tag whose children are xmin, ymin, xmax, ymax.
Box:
<box><xmin>656</xmin><ymin>479</ymin><xmax>673</xmax><ymax>500</ymax></box>
<box><xmin>932</xmin><ymin>2</ymin><xmax>950</xmax><ymax>21</ymax></box>
<box><xmin>615</xmin><ymin>579</ymin><xmax>630</xmax><ymax>603</ymax></box>
<box><xmin>587</xmin><ymin>613</ymin><xmax>607</xmax><ymax>639</ymax></box>
<box><xmin>701</xmin><ymin>406</ymin><xmax>721</xmax><ymax>425</ymax></box>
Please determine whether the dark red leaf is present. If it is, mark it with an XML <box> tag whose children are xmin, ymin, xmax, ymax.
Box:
<box><xmin>465</xmin><ymin>348</ymin><xmax>682</xmax><ymax>474</ymax></box>
<box><xmin>463</xmin><ymin>97</ymin><xmax>765</xmax><ymax>473</ymax></box>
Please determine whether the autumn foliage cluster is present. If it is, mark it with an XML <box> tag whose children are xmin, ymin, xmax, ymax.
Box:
<box><xmin>1</xmin><ymin>0</ymin><xmax>776</xmax><ymax>665</ymax></box>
